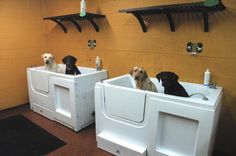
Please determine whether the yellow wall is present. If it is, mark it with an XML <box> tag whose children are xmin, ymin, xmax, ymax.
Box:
<box><xmin>0</xmin><ymin>0</ymin><xmax>46</xmax><ymax>110</ymax></box>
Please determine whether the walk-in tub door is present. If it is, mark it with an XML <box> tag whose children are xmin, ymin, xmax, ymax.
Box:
<box><xmin>148</xmin><ymin>96</ymin><xmax>214</xmax><ymax>156</ymax></box>
<box><xmin>28</xmin><ymin>69</ymin><xmax>49</xmax><ymax>94</ymax></box>
<box><xmin>50</xmin><ymin>77</ymin><xmax>76</xmax><ymax>129</ymax></box>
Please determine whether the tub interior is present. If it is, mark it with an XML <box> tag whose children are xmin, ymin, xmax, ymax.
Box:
<box><xmin>105</xmin><ymin>74</ymin><xmax>212</xmax><ymax>97</ymax></box>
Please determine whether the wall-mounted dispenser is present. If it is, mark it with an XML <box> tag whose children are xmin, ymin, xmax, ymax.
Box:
<box><xmin>88</xmin><ymin>40</ymin><xmax>96</xmax><ymax>48</ymax></box>
<box><xmin>186</xmin><ymin>42</ymin><xmax>203</xmax><ymax>56</ymax></box>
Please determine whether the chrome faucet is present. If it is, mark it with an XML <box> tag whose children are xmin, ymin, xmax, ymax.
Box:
<box><xmin>209</xmin><ymin>82</ymin><xmax>217</xmax><ymax>89</ymax></box>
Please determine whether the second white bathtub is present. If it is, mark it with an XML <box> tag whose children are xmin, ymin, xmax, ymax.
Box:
<box><xmin>95</xmin><ymin>74</ymin><xmax>223</xmax><ymax>156</ymax></box>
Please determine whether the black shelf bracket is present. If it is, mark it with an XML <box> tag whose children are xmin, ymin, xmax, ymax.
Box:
<box><xmin>48</xmin><ymin>18</ymin><xmax>67</xmax><ymax>33</ymax></box>
<box><xmin>87</xmin><ymin>17</ymin><xmax>99</xmax><ymax>32</ymax></box>
<box><xmin>165</xmin><ymin>13</ymin><xmax>175</xmax><ymax>32</ymax></box>
<box><xmin>132</xmin><ymin>12</ymin><xmax>147</xmax><ymax>32</ymax></box>
<box><xmin>43</xmin><ymin>12</ymin><xmax>106</xmax><ymax>33</ymax></box>
<box><xmin>119</xmin><ymin>0</ymin><xmax>225</xmax><ymax>32</ymax></box>
<box><xmin>69</xmin><ymin>18</ymin><xmax>82</xmax><ymax>32</ymax></box>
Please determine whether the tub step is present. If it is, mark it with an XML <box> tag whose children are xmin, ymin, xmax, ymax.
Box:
<box><xmin>32</xmin><ymin>103</ymin><xmax>53</xmax><ymax>120</ymax></box>
<box><xmin>97</xmin><ymin>132</ymin><xmax>146</xmax><ymax>156</ymax></box>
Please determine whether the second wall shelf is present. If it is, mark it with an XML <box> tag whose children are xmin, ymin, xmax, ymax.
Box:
<box><xmin>119</xmin><ymin>1</ymin><xmax>226</xmax><ymax>32</ymax></box>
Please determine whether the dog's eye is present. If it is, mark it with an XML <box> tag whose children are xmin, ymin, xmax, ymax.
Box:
<box><xmin>44</xmin><ymin>56</ymin><xmax>47</xmax><ymax>58</ymax></box>
<box><xmin>49</xmin><ymin>57</ymin><xmax>52</xmax><ymax>59</ymax></box>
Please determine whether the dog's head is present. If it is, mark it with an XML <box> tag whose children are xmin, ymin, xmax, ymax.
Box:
<box><xmin>41</xmin><ymin>53</ymin><xmax>55</xmax><ymax>65</ymax></box>
<box><xmin>130</xmin><ymin>66</ymin><xmax>148</xmax><ymax>81</ymax></box>
<box><xmin>62</xmin><ymin>55</ymin><xmax>77</xmax><ymax>70</ymax></box>
<box><xmin>156</xmin><ymin>72</ymin><xmax>179</xmax><ymax>88</ymax></box>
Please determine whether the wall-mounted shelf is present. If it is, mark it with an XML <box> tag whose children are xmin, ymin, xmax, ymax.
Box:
<box><xmin>43</xmin><ymin>12</ymin><xmax>106</xmax><ymax>33</ymax></box>
<box><xmin>118</xmin><ymin>1</ymin><xmax>225</xmax><ymax>32</ymax></box>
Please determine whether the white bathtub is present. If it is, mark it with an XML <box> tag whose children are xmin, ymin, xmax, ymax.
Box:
<box><xmin>27</xmin><ymin>65</ymin><xmax>107</xmax><ymax>131</ymax></box>
<box><xmin>95</xmin><ymin>74</ymin><xmax>223</xmax><ymax>156</ymax></box>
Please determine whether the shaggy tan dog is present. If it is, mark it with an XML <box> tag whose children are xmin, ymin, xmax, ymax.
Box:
<box><xmin>41</xmin><ymin>53</ymin><xmax>63</xmax><ymax>73</ymax></box>
<box><xmin>130</xmin><ymin>66</ymin><xmax>157</xmax><ymax>92</ymax></box>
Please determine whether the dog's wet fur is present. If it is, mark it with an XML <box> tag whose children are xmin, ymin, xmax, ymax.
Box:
<box><xmin>130</xmin><ymin>66</ymin><xmax>157</xmax><ymax>92</ymax></box>
<box><xmin>156</xmin><ymin>71</ymin><xmax>189</xmax><ymax>97</ymax></box>
<box><xmin>62</xmin><ymin>55</ymin><xmax>81</xmax><ymax>75</ymax></box>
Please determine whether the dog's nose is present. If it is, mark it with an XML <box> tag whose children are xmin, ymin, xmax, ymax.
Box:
<box><xmin>134</xmin><ymin>76</ymin><xmax>139</xmax><ymax>80</ymax></box>
<box><xmin>45</xmin><ymin>60</ymin><xmax>49</xmax><ymax>64</ymax></box>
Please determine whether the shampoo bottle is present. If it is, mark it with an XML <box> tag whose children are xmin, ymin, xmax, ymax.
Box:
<box><xmin>204</xmin><ymin>69</ymin><xmax>210</xmax><ymax>86</ymax></box>
<box><xmin>80</xmin><ymin>0</ymin><xmax>86</xmax><ymax>17</ymax></box>
<box><xmin>95</xmin><ymin>56</ymin><xmax>101</xmax><ymax>71</ymax></box>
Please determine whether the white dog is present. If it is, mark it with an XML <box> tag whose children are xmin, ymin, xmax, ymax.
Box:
<box><xmin>41</xmin><ymin>53</ymin><xmax>63</xmax><ymax>73</ymax></box>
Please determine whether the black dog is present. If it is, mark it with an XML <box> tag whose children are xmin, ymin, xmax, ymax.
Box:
<box><xmin>62</xmin><ymin>55</ymin><xmax>81</xmax><ymax>75</ymax></box>
<box><xmin>156</xmin><ymin>72</ymin><xmax>189</xmax><ymax>97</ymax></box>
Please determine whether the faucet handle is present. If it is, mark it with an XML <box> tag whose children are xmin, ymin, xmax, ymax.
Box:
<box><xmin>209</xmin><ymin>82</ymin><xmax>217</xmax><ymax>89</ymax></box>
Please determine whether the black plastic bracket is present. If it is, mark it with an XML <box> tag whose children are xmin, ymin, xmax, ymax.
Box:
<box><xmin>132</xmin><ymin>12</ymin><xmax>147</xmax><ymax>32</ymax></box>
<box><xmin>119</xmin><ymin>0</ymin><xmax>225</xmax><ymax>32</ymax></box>
<box><xmin>165</xmin><ymin>13</ymin><xmax>175</xmax><ymax>32</ymax></box>
<box><xmin>87</xmin><ymin>18</ymin><xmax>99</xmax><ymax>32</ymax></box>
<box><xmin>48</xmin><ymin>18</ymin><xmax>67</xmax><ymax>33</ymax></box>
<box><xmin>203</xmin><ymin>12</ymin><xmax>209</xmax><ymax>32</ymax></box>
<box><xmin>69</xmin><ymin>18</ymin><xmax>82</xmax><ymax>32</ymax></box>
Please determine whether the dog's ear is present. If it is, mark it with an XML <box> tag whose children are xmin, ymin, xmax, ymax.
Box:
<box><xmin>41</xmin><ymin>54</ymin><xmax>45</xmax><ymax>58</ymax></box>
<box><xmin>141</xmin><ymin>70</ymin><xmax>148</xmax><ymax>81</ymax></box>
<box><xmin>129</xmin><ymin>68</ymin><xmax>134</xmax><ymax>76</ymax></box>
<box><xmin>170</xmin><ymin>72</ymin><xmax>179</xmax><ymax>82</ymax></box>
<box><xmin>62</xmin><ymin>56</ymin><xmax>67</xmax><ymax>64</ymax></box>
<box><xmin>51</xmin><ymin>54</ymin><xmax>55</xmax><ymax>60</ymax></box>
<box><xmin>156</xmin><ymin>72</ymin><xmax>162</xmax><ymax>82</ymax></box>
<box><xmin>70</xmin><ymin>56</ymin><xmax>77</xmax><ymax>64</ymax></box>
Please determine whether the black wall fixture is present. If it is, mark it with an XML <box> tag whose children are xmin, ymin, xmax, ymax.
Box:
<box><xmin>88</xmin><ymin>40</ymin><xmax>96</xmax><ymax>48</ymax></box>
<box><xmin>119</xmin><ymin>0</ymin><xmax>225</xmax><ymax>32</ymax></box>
<box><xmin>187</xmin><ymin>42</ymin><xmax>203</xmax><ymax>55</ymax></box>
<box><xmin>43</xmin><ymin>12</ymin><xmax>106</xmax><ymax>33</ymax></box>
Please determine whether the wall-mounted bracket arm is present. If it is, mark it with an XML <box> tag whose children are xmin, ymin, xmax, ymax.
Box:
<box><xmin>87</xmin><ymin>18</ymin><xmax>99</xmax><ymax>32</ymax></box>
<box><xmin>202</xmin><ymin>12</ymin><xmax>209</xmax><ymax>32</ymax></box>
<box><xmin>69</xmin><ymin>18</ymin><xmax>82</xmax><ymax>32</ymax></box>
<box><xmin>132</xmin><ymin>12</ymin><xmax>147</xmax><ymax>32</ymax></box>
<box><xmin>44</xmin><ymin>17</ymin><xmax>67</xmax><ymax>33</ymax></box>
<box><xmin>165</xmin><ymin>13</ymin><xmax>175</xmax><ymax>32</ymax></box>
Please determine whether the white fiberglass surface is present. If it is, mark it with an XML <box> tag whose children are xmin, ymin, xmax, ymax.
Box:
<box><xmin>29</xmin><ymin>65</ymin><xmax>99</xmax><ymax>76</ymax></box>
<box><xmin>104</xmin><ymin>84</ymin><xmax>146</xmax><ymax>123</ymax></box>
<box><xmin>105</xmin><ymin>74</ymin><xmax>221</xmax><ymax>100</ymax></box>
<box><xmin>54</xmin><ymin>85</ymin><xmax>71</xmax><ymax>118</ymax></box>
<box><xmin>156</xmin><ymin>112</ymin><xmax>198</xmax><ymax>156</ymax></box>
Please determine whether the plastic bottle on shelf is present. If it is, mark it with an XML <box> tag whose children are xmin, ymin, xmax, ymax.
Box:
<box><xmin>204</xmin><ymin>69</ymin><xmax>210</xmax><ymax>86</ymax></box>
<box><xmin>80</xmin><ymin>0</ymin><xmax>86</xmax><ymax>17</ymax></box>
<box><xmin>95</xmin><ymin>56</ymin><xmax>101</xmax><ymax>71</ymax></box>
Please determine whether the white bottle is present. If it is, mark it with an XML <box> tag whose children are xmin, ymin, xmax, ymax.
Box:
<box><xmin>204</xmin><ymin>69</ymin><xmax>210</xmax><ymax>86</ymax></box>
<box><xmin>80</xmin><ymin>0</ymin><xmax>86</xmax><ymax>17</ymax></box>
<box><xmin>95</xmin><ymin>56</ymin><xmax>101</xmax><ymax>71</ymax></box>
